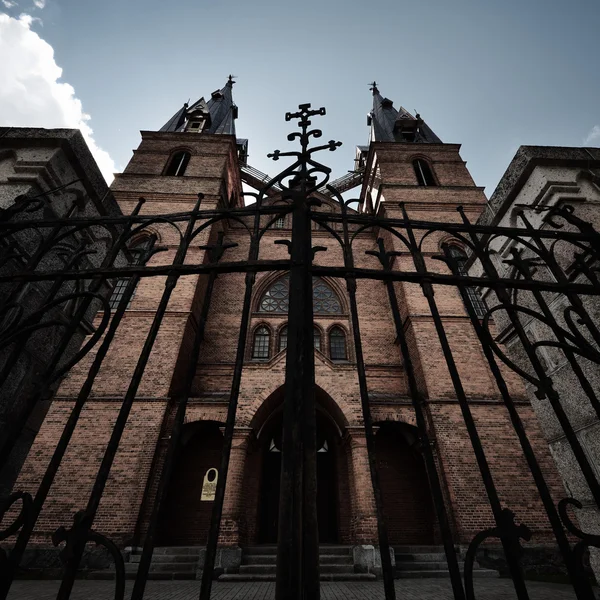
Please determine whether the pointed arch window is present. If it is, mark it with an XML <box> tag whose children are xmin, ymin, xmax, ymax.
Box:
<box><xmin>278</xmin><ymin>325</ymin><xmax>288</xmax><ymax>352</ymax></box>
<box><xmin>278</xmin><ymin>325</ymin><xmax>322</xmax><ymax>352</ymax></box>
<box><xmin>448</xmin><ymin>246</ymin><xmax>487</xmax><ymax>318</ymax></box>
<box><xmin>108</xmin><ymin>237</ymin><xmax>151</xmax><ymax>310</ymax></box>
<box><xmin>165</xmin><ymin>151</ymin><xmax>191</xmax><ymax>176</ymax></box>
<box><xmin>252</xmin><ymin>326</ymin><xmax>271</xmax><ymax>359</ymax></box>
<box><xmin>329</xmin><ymin>327</ymin><xmax>347</xmax><ymax>361</ymax></box>
<box><xmin>313</xmin><ymin>327</ymin><xmax>322</xmax><ymax>352</ymax></box>
<box><xmin>258</xmin><ymin>275</ymin><xmax>342</xmax><ymax>314</ymax></box>
<box><xmin>413</xmin><ymin>159</ymin><xmax>436</xmax><ymax>187</ymax></box>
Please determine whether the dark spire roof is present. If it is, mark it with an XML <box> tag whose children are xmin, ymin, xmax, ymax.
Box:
<box><xmin>368</xmin><ymin>84</ymin><xmax>441</xmax><ymax>144</ymax></box>
<box><xmin>160</xmin><ymin>76</ymin><xmax>238</xmax><ymax>136</ymax></box>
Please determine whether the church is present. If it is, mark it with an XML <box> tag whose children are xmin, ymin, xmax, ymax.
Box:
<box><xmin>12</xmin><ymin>78</ymin><xmax>566</xmax><ymax>581</ymax></box>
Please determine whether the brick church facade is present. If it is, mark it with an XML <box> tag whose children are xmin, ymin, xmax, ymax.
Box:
<box><xmin>15</xmin><ymin>79</ymin><xmax>565</xmax><ymax>570</ymax></box>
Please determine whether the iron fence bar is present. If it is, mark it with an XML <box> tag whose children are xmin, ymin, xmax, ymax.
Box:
<box><xmin>275</xmin><ymin>196</ymin><xmax>318</xmax><ymax>600</ymax></box>
<box><xmin>198</xmin><ymin>203</ymin><xmax>264</xmax><ymax>600</ymax></box>
<box><xmin>274</xmin><ymin>102</ymin><xmax>330</xmax><ymax>600</ymax></box>
<box><xmin>333</xmin><ymin>194</ymin><xmax>395</xmax><ymax>600</ymax></box>
<box><xmin>398</xmin><ymin>202</ymin><xmax>531</xmax><ymax>600</ymax></box>
<box><xmin>0</xmin><ymin>205</ymin><xmax>291</xmax><ymax>235</ymax></box>
<box><xmin>54</xmin><ymin>194</ymin><xmax>204</xmax><ymax>599</ymax></box>
<box><xmin>132</xmin><ymin>232</ymin><xmax>235</xmax><ymax>599</ymax></box>
<box><xmin>0</xmin><ymin>197</ymin><xmax>147</xmax><ymax>473</ymax></box>
<box><xmin>372</xmin><ymin>236</ymin><xmax>466</xmax><ymax>600</ymax></box>
<box><xmin>454</xmin><ymin>208</ymin><xmax>598</xmax><ymax>599</ymax></box>
<box><xmin>0</xmin><ymin>233</ymin><xmax>157</xmax><ymax>599</ymax></box>
<box><xmin>7</xmin><ymin>263</ymin><xmax>600</xmax><ymax>298</ymax></box>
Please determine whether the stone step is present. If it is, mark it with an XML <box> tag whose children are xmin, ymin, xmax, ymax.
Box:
<box><xmin>218</xmin><ymin>573</ymin><xmax>376</xmax><ymax>582</ymax></box>
<box><xmin>393</xmin><ymin>545</ymin><xmax>446</xmax><ymax>553</ymax></box>
<box><xmin>395</xmin><ymin>561</ymin><xmax>454</xmax><ymax>571</ymax></box>
<box><xmin>238</xmin><ymin>564</ymin><xmax>355</xmax><ymax>575</ymax></box>
<box><xmin>132</xmin><ymin>546</ymin><xmax>202</xmax><ymax>556</ymax></box>
<box><xmin>395</xmin><ymin>552</ymin><xmax>448</xmax><ymax>562</ymax></box>
<box><xmin>90</xmin><ymin>570</ymin><xmax>196</xmax><ymax>581</ymax></box>
<box><xmin>243</xmin><ymin>545</ymin><xmax>352</xmax><ymax>556</ymax></box>
<box><xmin>243</xmin><ymin>554</ymin><xmax>353</xmax><ymax>566</ymax></box>
<box><xmin>130</xmin><ymin>553</ymin><xmax>199</xmax><ymax>564</ymax></box>
<box><xmin>395</xmin><ymin>569</ymin><xmax>498</xmax><ymax>579</ymax></box>
<box><xmin>124</xmin><ymin>563</ymin><xmax>197</xmax><ymax>574</ymax></box>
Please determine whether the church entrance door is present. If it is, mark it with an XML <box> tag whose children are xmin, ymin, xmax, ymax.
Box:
<box><xmin>375</xmin><ymin>422</ymin><xmax>436</xmax><ymax>545</ymax></box>
<box><xmin>158</xmin><ymin>421</ymin><xmax>224</xmax><ymax>545</ymax></box>
<box><xmin>258</xmin><ymin>412</ymin><xmax>338</xmax><ymax>544</ymax></box>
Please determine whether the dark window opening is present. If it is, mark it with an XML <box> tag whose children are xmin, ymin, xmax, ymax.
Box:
<box><xmin>413</xmin><ymin>159</ymin><xmax>436</xmax><ymax>186</ymax></box>
<box><xmin>314</xmin><ymin>327</ymin><xmax>322</xmax><ymax>352</ymax></box>
<box><xmin>109</xmin><ymin>278</ymin><xmax>133</xmax><ymax>310</ymax></box>
<box><xmin>252</xmin><ymin>326</ymin><xmax>270</xmax><ymax>359</ymax></box>
<box><xmin>448</xmin><ymin>246</ymin><xmax>487</xmax><ymax>319</ymax></box>
<box><xmin>329</xmin><ymin>327</ymin><xmax>347</xmax><ymax>361</ymax></box>
<box><xmin>108</xmin><ymin>237</ymin><xmax>151</xmax><ymax>310</ymax></box>
<box><xmin>278</xmin><ymin>326</ymin><xmax>288</xmax><ymax>352</ymax></box>
<box><xmin>165</xmin><ymin>151</ymin><xmax>191</xmax><ymax>176</ymax></box>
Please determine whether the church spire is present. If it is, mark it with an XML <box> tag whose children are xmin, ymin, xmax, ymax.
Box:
<box><xmin>367</xmin><ymin>84</ymin><xmax>441</xmax><ymax>144</ymax></box>
<box><xmin>160</xmin><ymin>77</ymin><xmax>238</xmax><ymax>136</ymax></box>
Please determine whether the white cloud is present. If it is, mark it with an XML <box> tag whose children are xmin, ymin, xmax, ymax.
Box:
<box><xmin>33</xmin><ymin>0</ymin><xmax>44</xmax><ymax>8</ymax></box>
<box><xmin>0</xmin><ymin>13</ymin><xmax>116</xmax><ymax>183</ymax></box>
<box><xmin>584</xmin><ymin>125</ymin><xmax>600</xmax><ymax>146</ymax></box>
<box><xmin>2</xmin><ymin>1</ymin><xmax>17</xmax><ymax>7</ymax></box>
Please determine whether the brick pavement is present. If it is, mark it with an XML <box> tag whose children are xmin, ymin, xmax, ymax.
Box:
<box><xmin>6</xmin><ymin>579</ymin><xmax>585</xmax><ymax>600</ymax></box>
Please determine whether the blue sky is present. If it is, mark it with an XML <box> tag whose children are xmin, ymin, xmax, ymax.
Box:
<box><xmin>2</xmin><ymin>0</ymin><xmax>599</xmax><ymax>193</ymax></box>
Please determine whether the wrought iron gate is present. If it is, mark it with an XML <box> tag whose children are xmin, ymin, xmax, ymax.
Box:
<box><xmin>0</xmin><ymin>104</ymin><xmax>599</xmax><ymax>600</ymax></box>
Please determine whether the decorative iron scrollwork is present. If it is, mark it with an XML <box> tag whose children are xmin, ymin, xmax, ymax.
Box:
<box><xmin>464</xmin><ymin>508</ymin><xmax>531</xmax><ymax>600</ymax></box>
<box><xmin>0</xmin><ymin>491</ymin><xmax>33</xmax><ymax>570</ymax></box>
<box><xmin>558</xmin><ymin>497</ymin><xmax>600</xmax><ymax>580</ymax></box>
<box><xmin>53</xmin><ymin>510</ymin><xmax>125</xmax><ymax>600</ymax></box>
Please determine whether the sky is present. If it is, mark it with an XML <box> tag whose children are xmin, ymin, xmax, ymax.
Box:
<box><xmin>1</xmin><ymin>0</ymin><xmax>599</xmax><ymax>195</ymax></box>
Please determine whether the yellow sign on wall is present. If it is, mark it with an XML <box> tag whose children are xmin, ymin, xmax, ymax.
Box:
<box><xmin>201</xmin><ymin>468</ymin><xmax>218</xmax><ymax>501</ymax></box>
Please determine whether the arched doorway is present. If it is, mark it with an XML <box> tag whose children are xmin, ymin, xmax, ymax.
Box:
<box><xmin>258</xmin><ymin>411</ymin><xmax>338</xmax><ymax>543</ymax></box>
<box><xmin>158</xmin><ymin>421</ymin><xmax>223</xmax><ymax>545</ymax></box>
<box><xmin>247</xmin><ymin>386</ymin><xmax>349</xmax><ymax>545</ymax></box>
<box><xmin>375</xmin><ymin>422</ymin><xmax>436</xmax><ymax>545</ymax></box>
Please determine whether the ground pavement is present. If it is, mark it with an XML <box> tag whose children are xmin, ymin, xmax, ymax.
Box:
<box><xmin>5</xmin><ymin>579</ymin><xmax>588</xmax><ymax>600</ymax></box>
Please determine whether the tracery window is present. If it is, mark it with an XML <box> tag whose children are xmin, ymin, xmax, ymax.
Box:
<box><xmin>329</xmin><ymin>327</ymin><xmax>347</xmax><ymax>361</ymax></box>
<box><xmin>252</xmin><ymin>326</ymin><xmax>270</xmax><ymax>359</ymax></box>
<box><xmin>258</xmin><ymin>275</ymin><xmax>342</xmax><ymax>314</ymax></box>
<box><xmin>448</xmin><ymin>246</ymin><xmax>487</xmax><ymax>319</ymax></box>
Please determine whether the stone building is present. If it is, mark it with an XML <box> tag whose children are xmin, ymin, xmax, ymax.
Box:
<box><xmin>0</xmin><ymin>128</ymin><xmax>120</xmax><ymax>497</ymax></box>
<box><xmin>12</xmin><ymin>81</ymin><xmax>568</xmax><ymax>580</ymax></box>
<box><xmin>474</xmin><ymin>146</ymin><xmax>600</xmax><ymax>578</ymax></box>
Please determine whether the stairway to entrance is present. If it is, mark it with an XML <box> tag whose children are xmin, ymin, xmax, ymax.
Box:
<box><xmin>218</xmin><ymin>546</ymin><xmax>376</xmax><ymax>582</ymax></box>
<box><xmin>394</xmin><ymin>546</ymin><xmax>497</xmax><ymax>579</ymax></box>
